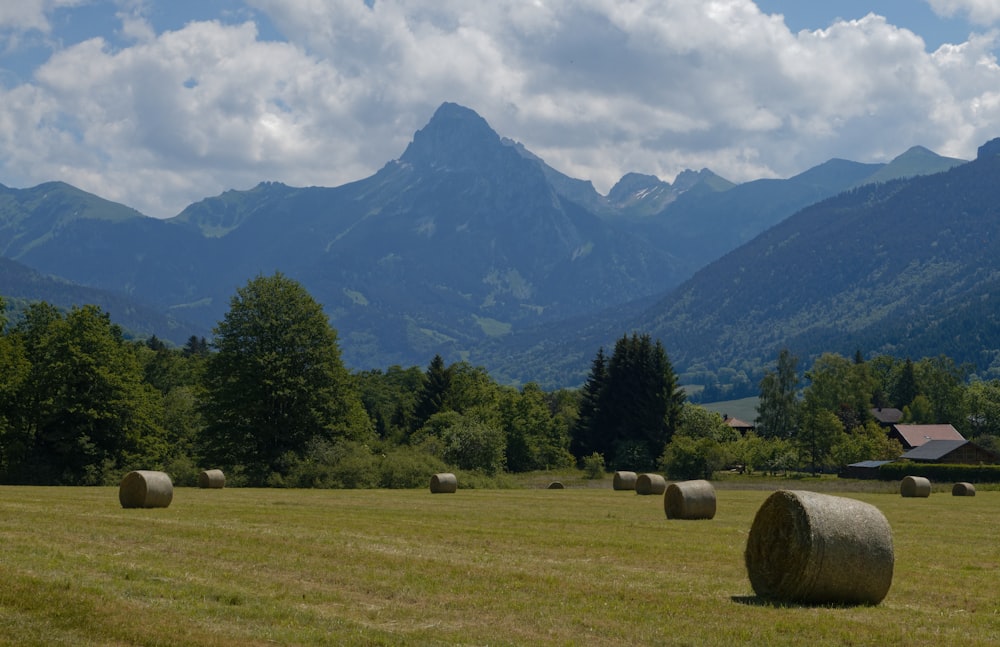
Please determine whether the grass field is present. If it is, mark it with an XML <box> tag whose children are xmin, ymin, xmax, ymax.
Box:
<box><xmin>1</xmin><ymin>479</ymin><xmax>998</xmax><ymax>646</ymax></box>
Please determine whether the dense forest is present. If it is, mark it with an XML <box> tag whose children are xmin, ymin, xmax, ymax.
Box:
<box><xmin>2</xmin><ymin>273</ymin><xmax>999</xmax><ymax>487</ymax></box>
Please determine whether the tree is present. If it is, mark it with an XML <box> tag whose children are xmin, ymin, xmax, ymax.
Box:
<box><xmin>796</xmin><ymin>408</ymin><xmax>843</xmax><ymax>474</ymax></box>
<box><xmin>356</xmin><ymin>365</ymin><xmax>424</xmax><ymax>442</ymax></box>
<box><xmin>200</xmin><ymin>273</ymin><xmax>372</xmax><ymax>485</ymax></box>
<box><xmin>4</xmin><ymin>304</ymin><xmax>163</xmax><ymax>484</ymax></box>
<box><xmin>890</xmin><ymin>358</ymin><xmax>919</xmax><ymax>409</ymax></box>
<box><xmin>569</xmin><ymin>347</ymin><xmax>608</xmax><ymax>460</ymax></box>
<box><xmin>674</xmin><ymin>403</ymin><xmax>739</xmax><ymax>443</ymax></box>
<box><xmin>801</xmin><ymin>352</ymin><xmax>874</xmax><ymax>432</ymax></box>
<box><xmin>412</xmin><ymin>354</ymin><xmax>451</xmax><ymax>432</ymax></box>
<box><xmin>755</xmin><ymin>349</ymin><xmax>800</xmax><ymax>438</ymax></box>
<box><xmin>572</xmin><ymin>333</ymin><xmax>683</xmax><ymax>470</ymax></box>
<box><xmin>501</xmin><ymin>382</ymin><xmax>573</xmax><ymax>472</ymax></box>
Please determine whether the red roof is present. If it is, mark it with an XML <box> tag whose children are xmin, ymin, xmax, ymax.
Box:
<box><xmin>890</xmin><ymin>424</ymin><xmax>965</xmax><ymax>449</ymax></box>
<box><xmin>724</xmin><ymin>417</ymin><xmax>754</xmax><ymax>429</ymax></box>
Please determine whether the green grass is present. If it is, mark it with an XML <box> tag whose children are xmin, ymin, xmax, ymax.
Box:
<box><xmin>1</xmin><ymin>482</ymin><xmax>998</xmax><ymax>645</ymax></box>
<box><xmin>701</xmin><ymin>396</ymin><xmax>760</xmax><ymax>423</ymax></box>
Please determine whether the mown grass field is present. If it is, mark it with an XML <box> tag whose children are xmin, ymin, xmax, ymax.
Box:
<box><xmin>1</xmin><ymin>479</ymin><xmax>998</xmax><ymax>646</ymax></box>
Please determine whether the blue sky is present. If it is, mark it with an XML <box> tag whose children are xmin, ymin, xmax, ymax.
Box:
<box><xmin>0</xmin><ymin>1</ymin><xmax>998</xmax><ymax>218</ymax></box>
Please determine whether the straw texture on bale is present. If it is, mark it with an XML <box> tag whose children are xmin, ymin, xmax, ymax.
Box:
<box><xmin>664</xmin><ymin>479</ymin><xmax>717</xmax><ymax>520</ymax></box>
<box><xmin>900</xmin><ymin>475</ymin><xmax>931</xmax><ymax>498</ymax></box>
<box><xmin>635</xmin><ymin>473</ymin><xmax>667</xmax><ymax>495</ymax></box>
<box><xmin>952</xmin><ymin>482</ymin><xmax>976</xmax><ymax>496</ymax></box>
<box><xmin>429</xmin><ymin>472</ymin><xmax>458</xmax><ymax>493</ymax></box>
<box><xmin>612</xmin><ymin>471</ymin><xmax>637</xmax><ymax>491</ymax></box>
<box><xmin>745</xmin><ymin>490</ymin><xmax>894</xmax><ymax>605</ymax></box>
<box><xmin>197</xmin><ymin>469</ymin><xmax>226</xmax><ymax>489</ymax></box>
<box><xmin>547</xmin><ymin>481</ymin><xmax>565</xmax><ymax>489</ymax></box>
<box><xmin>119</xmin><ymin>470</ymin><xmax>174</xmax><ymax>509</ymax></box>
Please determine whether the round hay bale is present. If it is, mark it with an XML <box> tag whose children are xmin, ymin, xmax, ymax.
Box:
<box><xmin>664</xmin><ymin>479</ymin><xmax>716</xmax><ymax>520</ymax></box>
<box><xmin>900</xmin><ymin>475</ymin><xmax>931</xmax><ymax>498</ymax></box>
<box><xmin>745</xmin><ymin>490</ymin><xmax>894</xmax><ymax>605</ymax></box>
<box><xmin>197</xmin><ymin>469</ymin><xmax>226</xmax><ymax>489</ymax></box>
<box><xmin>429</xmin><ymin>472</ymin><xmax>458</xmax><ymax>494</ymax></box>
<box><xmin>546</xmin><ymin>481</ymin><xmax>565</xmax><ymax>489</ymax></box>
<box><xmin>119</xmin><ymin>470</ymin><xmax>174</xmax><ymax>509</ymax></box>
<box><xmin>952</xmin><ymin>482</ymin><xmax>976</xmax><ymax>496</ymax></box>
<box><xmin>635</xmin><ymin>473</ymin><xmax>667</xmax><ymax>495</ymax></box>
<box><xmin>612</xmin><ymin>471</ymin><xmax>637</xmax><ymax>491</ymax></box>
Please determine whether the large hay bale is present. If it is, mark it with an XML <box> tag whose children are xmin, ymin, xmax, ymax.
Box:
<box><xmin>745</xmin><ymin>490</ymin><xmax>894</xmax><ymax>605</ymax></box>
<box><xmin>547</xmin><ymin>481</ymin><xmax>565</xmax><ymax>489</ymax></box>
<box><xmin>119</xmin><ymin>470</ymin><xmax>174</xmax><ymax>509</ymax></box>
<box><xmin>664</xmin><ymin>479</ymin><xmax>716</xmax><ymax>520</ymax></box>
<box><xmin>635</xmin><ymin>473</ymin><xmax>667</xmax><ymax>495</ymax></box>
<box><xmin>900</xmin><ymin>475</ymin><xmax>931</xmax><ymax>498</ymax></box>
<box><xmin>952</xmin><ymin>482</ymin><xmax>976</xmax><ymax>496</ymax></box>
<box><xmin>612</xmin><ymin>471</ymin><xmax>637</xmax><ymax>491</ymax></box>
<box><xmin>429</xmin><ymin>472</ymin><xmax>458</xmax><ymax>493</ymax></box>
<box><xmin>198</xmin><ymin>469</ymin><xmax>226</xmax><ymax>489</ymax></box>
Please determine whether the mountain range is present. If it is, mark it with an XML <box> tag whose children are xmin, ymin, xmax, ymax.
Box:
<box><xmin>0</xmin><ymin>101</ymin><xmax>986</xmax><ymax>392</ymax></box>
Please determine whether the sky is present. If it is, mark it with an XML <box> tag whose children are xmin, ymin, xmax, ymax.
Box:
<box><xmin>1</xmin><ymin>1</ymin><xmax>999</xmax><ymax>218</ymax></box>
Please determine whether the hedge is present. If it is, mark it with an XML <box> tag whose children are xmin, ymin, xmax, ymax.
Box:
<box><xmin>877</xmin><ymin>461</ymin><xmax>1000</xmax><ymax>483</ymax></box>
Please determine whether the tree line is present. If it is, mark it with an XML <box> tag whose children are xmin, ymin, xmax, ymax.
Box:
<box><xmin>0</xmin><ymin>274</ymin><xmax>682</xmax><ymax>486</ymax></box>
<box><xmin>4</xmin><ymin>273</ymin><xmax>1000</xmax><ymax>487</ymax></box>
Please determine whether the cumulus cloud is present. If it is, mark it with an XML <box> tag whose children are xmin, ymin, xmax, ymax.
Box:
<box><xmin>0</xmin><ymin>0</ymin><xmax>999</xmax><ymax>217</ymax></box>
<box><xmin>928</xmin><ymin>0</ymin><xmax>1000</xmax><ymax>25</ymax></box>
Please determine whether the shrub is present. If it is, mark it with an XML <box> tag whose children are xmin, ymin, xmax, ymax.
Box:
<box><xmin>582</xmin><ymin>452</ymin><xmax>605</xmax><ymax>479</ymax></box>
<box><xmin>378</xmin><ymin>447</ymin><xmax>450</xmax><ymax>488</ymax></box>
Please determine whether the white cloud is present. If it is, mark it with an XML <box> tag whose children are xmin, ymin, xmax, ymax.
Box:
<box><xmin>0</xmin><ymin>1</ymin><xmax>85</xmax><ymax>33</ymax></box>
<box><xmin>928</xmin><ymin>0</ymin><xmax>1000</xmax><ymax>25</ymax></box>
<box><xmin>1</xmin><ymin>0</ymin><xmax>1000</xmax><ymax>217</ymax></box>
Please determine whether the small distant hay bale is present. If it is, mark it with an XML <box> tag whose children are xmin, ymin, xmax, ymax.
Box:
<box><xmin>745</xmin><ymin>490</ymin><xmax>894</xmax><ymax>605</ymax></box>
<box><xmin>664</xmin><ymin>479</ymin><xmax>716</xmax><ymax>519</ymax></box>
<box><xmin>900</xmin><ymin>475</ymin><xmax>931</xmax><ymax>498</ymax></box>
<box><xmin>119</xmin><ymin>470</ymin><xmax>174</xmax><ymax>509</ymax></box>
<box><xmin>952</xmin><ymin>482</ymin><xmax>976</xmax><ymax>496</ymax></box>
<box><xmin>635</xmin><ymin>473</ymin><xmax>667</xmax><ymax>495</ymax></box>
<box><xmin>197</xmin><ymin>469</ymin><xmax>226</xmax><ymax>489</ymax></box>
<box><xmin>612</xmin><ymin>471</ymin><xmax>637</xmax><ymax>491</ymax></box>
<box><xmin>429</xmin><ymin>472</ymin><xmax>458</xmax><ymax>493</ymax></box>
<box><xmin>547</xmin><ymin>481</ymin><xmax>565</xmax><ymax>489</ymax></box>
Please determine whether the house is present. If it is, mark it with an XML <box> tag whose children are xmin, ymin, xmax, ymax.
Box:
<box><xmin>899</xmin><ymin>439</ymin><xmax>1000</xmax><ymax>465</ymax></box>
<box><xmin>870</xmin><ymin>407</ymin><xmax>903</xmax><ymax>427</ymax></box>
<box><xmin>888</xmin><ymin>424</ymin><xmax>965</xmax><ymax>450</ymax></box>
<box><xmin>841</xmin><ymin>460</ymin><xmax>894</xmax><ymax>479</ymax></box>
<box><xmin>723</xmin><ymin>415</ymin><xmax>754</xmax><ymax>435</ymax></box>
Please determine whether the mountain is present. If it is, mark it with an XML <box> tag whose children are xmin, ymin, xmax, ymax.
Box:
<box><xmin>0</xmin><ymin>257</ymin><xmax>207</xmax><ymax>344</ymax></box>
<box><xmin>631</xmin><ymin>139</ymin><xmax>1000</xmax><ymax>383</ymax></box>
<box><xmin>856</xmin><ymin>145</ymin><xmax>965</xmax><ymax>186</ymax></box>
<box><xmin>0</xmin><ymin>102</ymin><xmax>979</xmax><ymax>383</ymax></box>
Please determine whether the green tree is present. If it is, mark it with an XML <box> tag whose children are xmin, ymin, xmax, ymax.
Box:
<box><xmin>5</xmin><ymin>304</ymin><xmax>164</xmax><ymax>484</ymax></box>
<box><xmin>796</xmin><ymin>407</ymin><xmax>844</xmax><ymax>474</ymax></box>
<box><xmin>570</xmin><ymin>347</ymin><xmax>607</xmax><ymax>460</ymax></box>
<box><xmin>755</xmin><ymin>348</ymin><xmax>800</xmax><ymax>438</ymax></box>
<box><xmin>0</xmin><ymin>300</ymin><xmax>30</xmax><ymax>479</ymax></box>
<box><xmin>890</xmin><ymin>358</ymin><xmax>919</xmax><ymax>409</ymax></box>
<box><xmin>501</xmin><ymin>382</ymin><xmax>573</xmax><ymax>472</ymax></box>
<box><xmin>412</xmin><ymin>355</ymin><xmax>451</xmax><ymax>432</ymax></box>
<box><xmin>583</xmin><ymin>333</ymin><xmax>683</xmax><ymax>470</ymax></box>
<box><xmin>356</xmin><ymin>365</ymin><xmax>424</xmax><ymax>442</ymax></box>
<box><xmin>801</xmin><ymin>352</ymin><xmax>874</xmax><ymax>432</ymax></box>
<box><xmin>661</xmin><ymin>435</ymin><xmax>728</xmax><ymax>480</ymax></box>
<box><xmin>965</xmin><ymin>379</ymin><xmax>1000</xmax><ymax>439</ymax></box>
<box><xmin>830</xmin><ymin>420</ymin><xmax>903</xmax><ymax>467</ymax></box>
<box><xmin>200</xmin><ymin>273</ymin><xmax>372</xmax><ymax>485</ymax></box>
<box><xmin>675</xmin><ymin>403</ymin><xmax>739</xmax><ymax>443</ymax></box>
<box><xmin>913</xmin><ymin>355</ymin><xmax>970</xmax><ymax>428</ymax></box>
